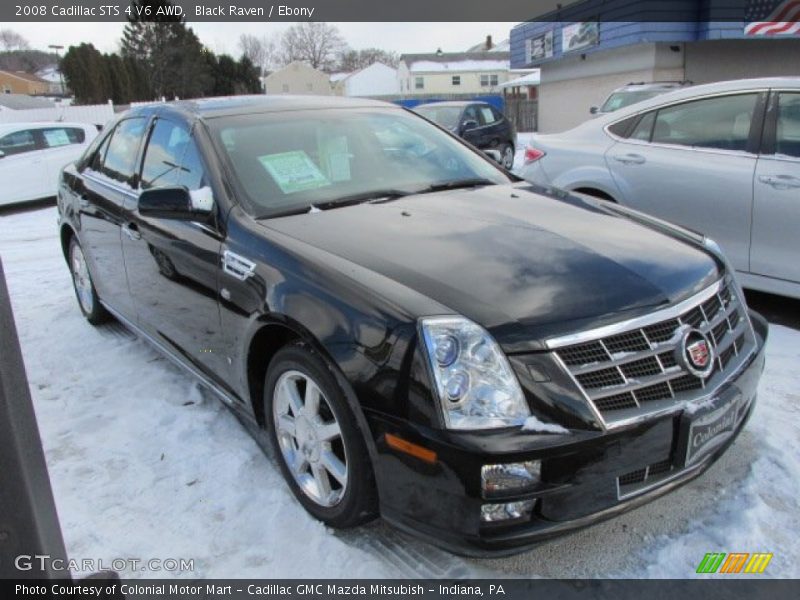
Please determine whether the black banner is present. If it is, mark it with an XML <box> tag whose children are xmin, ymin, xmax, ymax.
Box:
<box><xmin>5</xmin><ymin>579</ymin><xmax>800</xmax><ymax>600</ymax></box>
<box><xmin>0</xmin><ymin>0</ymin><xmax>755</xmax><ymax>23</ymax></box>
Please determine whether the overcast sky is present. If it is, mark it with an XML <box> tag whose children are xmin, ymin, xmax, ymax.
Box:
<box><xmin>9</xmin><ymin>22</ymin><xmax>519</xmax><ymax>56</ymax></box>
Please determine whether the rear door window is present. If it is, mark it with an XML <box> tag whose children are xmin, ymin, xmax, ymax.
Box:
<box><xmin>775</xmin><ymin>92</ymin><xmax>800</xmax><ymax>158</ymax></box>
<box><xmin>651</xmin><ymin>94</ymin><xmax>758</xmax><ymax>152</ymax></box>
<box><xmin>630</xmin><ymin>112</ymin><xmax>656</xmax><ymax>141</ymax></box>
<box><xmin>41</xmin><ymin>127</ymin><xmax>86</xmax><ymax>148</ymax></box>
<box><xmin>101</xmin><ymin>117</ymin><xmax>147</xmax><ymax>185</ymax></box>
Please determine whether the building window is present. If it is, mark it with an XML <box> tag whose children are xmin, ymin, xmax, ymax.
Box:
<box><xmin>490</xmin><ymin>74</ymin><xmax>498</xmax><ymax>86</ymax></box>
<box><xmin>3</xmin><ymin>87</ymin><xmax>10</xmax><ymax>94</ymax></box>
<box><xmin>480</xmin><ymin>74</ymin><xmax>489</xmax><ymax>87</ymax></box>
<box><xmin>480</xmin><ymin>74</ymin><xmax>499</xmax><ymax>87</ymax></box>
<box><xmin>452</xmin><ymin>75</ymin><xmax>461</xmax><ymax>86</ymax></box>
<box><xmin>415</xmin><ymin>77</ymin><xmax>424</xmax><ymax>90</ymax></box>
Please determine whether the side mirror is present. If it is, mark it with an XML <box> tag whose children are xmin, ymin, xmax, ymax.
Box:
<box><xmin>0</xmin><ymin>150</ymin><xmax>5</xmax><ymax>159</ymax></box>
<box><xmin>483</xmin><ymin>149</ymin><xmax>503</xmax><ymax>164</ymax></box>
<box><xmin>461</xmin><ymin>119</ymin><xmax>479</xmax><ymax>133</ymax></box>
<box><xmin>138</xmin><ymin>186</ymin><xmax>211</xmax><ymax>220</ymax></box>
<box><xmin>589</xmin><ymin>106</ymin><xmax>599</xmax><ymax>115</ymax></box>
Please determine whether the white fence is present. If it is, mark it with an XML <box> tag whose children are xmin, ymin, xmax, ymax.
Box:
<box><xmin>0</xmin><ymin>102</ymin><xmax>116</xmax><ymax>127</ymax></box>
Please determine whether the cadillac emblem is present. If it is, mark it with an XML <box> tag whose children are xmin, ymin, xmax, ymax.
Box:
<box><xmin>679</xmin><ymin>328</ymin><xmax>715</xmax><ymax>378</ymax></box>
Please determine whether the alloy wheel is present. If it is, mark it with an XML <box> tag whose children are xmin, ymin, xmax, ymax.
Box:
<box><xmin>272</xmin><ymin>370</ymin><xmax>349</xmax><ymax>507</ymax></box>
<box><xmin>71</xmin><ymin>243</ymin><xmax>94</xmax><ymax>314</ymax></box>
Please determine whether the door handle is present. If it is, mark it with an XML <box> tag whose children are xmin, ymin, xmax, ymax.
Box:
<box><xmin>122</xmin><ymin>222</ymin><xmax>141</xmax><ymax>241</ymax></box>
<box><xmin>78</xmin><ymin>195</ymin><xmax>90</xmax><ymax>210</ymax></box>
<box><xmin>612</xmin><ymin>153</ymin><xmax>646</xmax><ymax>165</ymax></box>
<box><xmin>758</xmin><ymin>174</ymin><xmax>800</xmax><ymax>190</ymax></box>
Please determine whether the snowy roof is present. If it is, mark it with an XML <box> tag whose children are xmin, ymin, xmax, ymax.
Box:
<box><xmin>499</xmin><ymin>70</ymin><xmax>541</xmax><ymax>88</ymax></box>
<box><xmin>409</xmin><ymin>59</ymin><xmax>509</xmax><ymax>73</ymax></box>
<box><xmin>401</xmin><ymin>52</ymin><xmax>510</xmax><ymax>73</ymax></box>
<box><xmin>35</xmin><ymin>66</ymin><xmax>62</xmax><ymax>83</ymax></box>
<box><xmin>329</xmin><ymin>72</ymin><xmax>352</xmax><ymax>83</ymax></box>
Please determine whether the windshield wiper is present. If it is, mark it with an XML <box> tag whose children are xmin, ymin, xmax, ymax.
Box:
<box><xmin>415</xmin><ymin>178</ymin><xmax>497</xmax><ymax>194</ymax></box>
<box><xmin>315</xmin><ymin>189</ymin><xmax>413</xmax><ymax>209</ymax></box>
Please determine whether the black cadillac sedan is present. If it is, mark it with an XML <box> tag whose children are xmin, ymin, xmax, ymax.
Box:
<box><xmin>57</xmin><ymin>96</ymin><xmax>767</xmax><ymax>556</ymax></box>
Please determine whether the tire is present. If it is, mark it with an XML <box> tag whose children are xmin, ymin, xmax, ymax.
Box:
<box><xmin>68</xmin><ymin>237</ymin><xmax>110</xmax><ymax>325</ymax></box>
<box><xmin>264</xmin><ymin>342</ymin><xmax>378</xmax><ymax>528</ymax></box>
<box><xmin>499</xmin><ymin>142</ymin><xmax>515</xmax><ymax>169</ymax></box>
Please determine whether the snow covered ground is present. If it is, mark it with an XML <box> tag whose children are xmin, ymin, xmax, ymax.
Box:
<box><xmin>1</xmin><ymin>206</ymin><xmax>798</xmax><ymax>579</ymax></box>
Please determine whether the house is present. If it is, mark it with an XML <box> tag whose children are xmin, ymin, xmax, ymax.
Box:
<box><xmin>263</xmin><ymin>61</ymin><xmax>332</xmax><ymax>96</ymax></box>
<box><xmin>0</xmin><ymin>70</ymin><xmax>50</xmax><ymax>96</ymax></box>
<box><xmin>332</xmin><ymin>62</ymin><xmax>399</xmax><ymax>97</ymax></box>
<box><xmin>329</xmin><ymin>72</ymin><xmax>351</xmax><ymax>95</ymax></box>
<box><xmin>35</xmin><ymin>66</ymin><xmax>66</xmax><ymax>95</ymax></box>
<box><xmin>397</xmin><ymin>51</ymin><xmax>511</xmax><ymax>96</ymax></box>
<box><xmin>510</xmin><ymin>0</ymin><xmax>800</xmax><ymax>132</ymax></box>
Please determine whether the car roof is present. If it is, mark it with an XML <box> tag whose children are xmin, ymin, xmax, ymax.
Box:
<box><xmin>599</xmin><ymin>77</ymin><xmax>800</xmax><ymax>124</ymax></box>
<box><xmin>125</xmin><ymin>94</ymin><xmax>398</xmax><ymax>121</ymax></box>
<box><xmin>0</xmin><ymin>121</ymin><xmax>94</xmax><ymax>133</ymax></box>
<box><xmin>616</xmin><ymin>82</ymin><xmax>686</xmax><ymax>92</ymax></box>
<box><xmin>416</xmin><ymin>101</ymin><xmax>486</xmax><ymax>109</ymax></box>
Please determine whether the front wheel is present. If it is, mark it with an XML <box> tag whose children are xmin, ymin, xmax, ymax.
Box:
<box><xmin>68</xmin><ymin>237</ymin><xmax>109</xmax><ymax>325</ymax></box>
<box><xmin>264</xmin><ymin>343</ymin><xmax>377</xmax><ymax>528</ymax></box>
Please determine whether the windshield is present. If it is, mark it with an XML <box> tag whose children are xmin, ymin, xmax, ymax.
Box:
<box><xmin>601</xmin><ymin>90</ymin><xmax>666</xmax><ymax>113</ymax></box>
<box><xmin>414</xmin><ymin>105</ymin><xmax>463</xmax><ymax>130</ymax></box>
<box><xmin>208</xmin><ymin>107</ymin><xmax>512</xmax><ymax>218</ymax></box>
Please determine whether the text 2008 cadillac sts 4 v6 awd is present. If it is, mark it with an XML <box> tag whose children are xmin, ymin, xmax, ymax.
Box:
<box><xmin>57</xmin><ymin>96</ymin><xmax>767</xmax><ymax>556</ymax></box>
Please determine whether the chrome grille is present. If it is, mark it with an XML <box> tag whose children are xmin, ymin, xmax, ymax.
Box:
<box><xmin>550</xmin><ymin>280</ymin><xmax>755</xmax><ymax>428</ymax></box>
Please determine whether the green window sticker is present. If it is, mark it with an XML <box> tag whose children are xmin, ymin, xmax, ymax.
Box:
<box><xmin>258</xmin><ymin>151</ymin><xmax>330</xmax><ymax>194</ymax></box>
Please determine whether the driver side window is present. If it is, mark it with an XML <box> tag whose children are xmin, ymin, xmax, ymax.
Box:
<box><xmin>140</xmin><ymin>119</ymin><xmax>207</xmax><ymax>191</ymax></box>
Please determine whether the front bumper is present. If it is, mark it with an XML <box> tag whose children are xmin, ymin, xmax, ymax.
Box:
<box><xmin>366</xmin><ymin>311</ymin><xmax>768</xmax><ymax>556</ymax></box>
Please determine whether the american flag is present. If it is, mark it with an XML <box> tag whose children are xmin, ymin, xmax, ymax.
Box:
<box><xmin>744</xmin><ymin>0</ymin><xmax>800</xmax><ymax>35</ymax></box>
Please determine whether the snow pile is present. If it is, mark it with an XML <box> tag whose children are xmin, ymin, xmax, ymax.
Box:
<box><xmin>522</xmin><ymin>416</ymin><xmax>570</xmax><ymax>434</ymax></box>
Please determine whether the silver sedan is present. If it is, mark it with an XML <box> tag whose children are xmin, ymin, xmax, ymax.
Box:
<box><xmin>518</xmin><ymin>77</ymin><xmax>800</xmax><ymax>300</ymax></box>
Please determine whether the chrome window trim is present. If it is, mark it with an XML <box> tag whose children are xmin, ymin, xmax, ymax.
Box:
<box><xmin>603</xmin><ymin>88</ymin><xmax>770</xmax><ymax>157</ymax></box>
<box><xmin>83</xmin><ymin>170</ymin><xmax>138</xmax><ymax>198</ymax></box>
<box><xmin>545</xmin><ymin>279</ymin><xmax>724</xmax><ymax>350</ymax></box>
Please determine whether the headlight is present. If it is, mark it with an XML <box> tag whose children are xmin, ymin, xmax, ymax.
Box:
<box><xmin>419</xmin><ymin>316</ymin><xmax>530</xmax><ymax>429</ymax></box>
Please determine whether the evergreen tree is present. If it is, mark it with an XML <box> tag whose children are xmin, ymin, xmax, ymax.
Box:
<box><xmin>61</xmin><ymin>44</ymin><xmax>111</xmax><ymax>104</ymax></box>
<box><xmin>120</xmin><ymin>0</ymin><xmax>210</xmax><ymax>99</ymax></box>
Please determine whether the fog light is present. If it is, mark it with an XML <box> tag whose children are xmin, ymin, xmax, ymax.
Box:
<box><xmin>481</xmin><ymin>461</ymin><xmax>541</xmax><ymax>493</ymax></box>
<box><xmin>481</xmin><ymin>499</ymin><xmax>536</xmax><ymax>523</ymax></box>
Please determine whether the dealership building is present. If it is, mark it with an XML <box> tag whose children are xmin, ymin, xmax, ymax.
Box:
<box><xmin>510</xmin><ymin>0</ymin><xmax>800</xmax><ymax>132</ymax></box>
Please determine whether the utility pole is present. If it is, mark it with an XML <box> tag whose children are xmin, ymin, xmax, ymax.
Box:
<box><xmin>48</xmin><ymin>44</ymin><xmax>65</xmax><ymax>96</ymax></box>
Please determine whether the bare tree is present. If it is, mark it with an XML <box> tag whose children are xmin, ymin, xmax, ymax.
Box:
<box><xmin>337</xmin><ymin>48</ymin><xmax>399</xmax><ymax>72</ymax></box>
<box><xmin>238</xmin><ymin>33</ymin><xmax>277</xmax><ymax>75</ymax></box>
<box><xmin>279</xmin><ymin>23</ymin><xmax>347</xmax><ymax>72</ymax></box>
<box><xmin>0</xmin><ymin>29</ymin><xmax>31</xmax><ymax>52</ymax></box>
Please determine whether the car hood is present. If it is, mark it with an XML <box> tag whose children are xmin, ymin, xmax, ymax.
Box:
<box><xmin>261</xmin><ymin>184</ymin><xmax>720</xmax><ymax>352</ymax></box>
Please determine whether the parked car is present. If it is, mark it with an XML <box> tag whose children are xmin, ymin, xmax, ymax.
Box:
<box><xmin>520</xmin><ymin>77</ymin><xmax>800</xmax><ymax>300</ymax></box>
<box><xmin>58</xmin><ymin>96</ymin><xmax>766</xmax><ymax>556</ymax></box>
<box><xmin>0</xmin><ymin>122</ymin><xmax>97</xmax><ymax>207</ymax></box>
<box><xmin>414</xmin><ymin>101</ymin><xmax>516</xmax><ymax>169</ymax></box>
<box><xmin>590</xmin><ymin>81</ymin><xmax>691</xmax><ymax>116</ymax></box>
